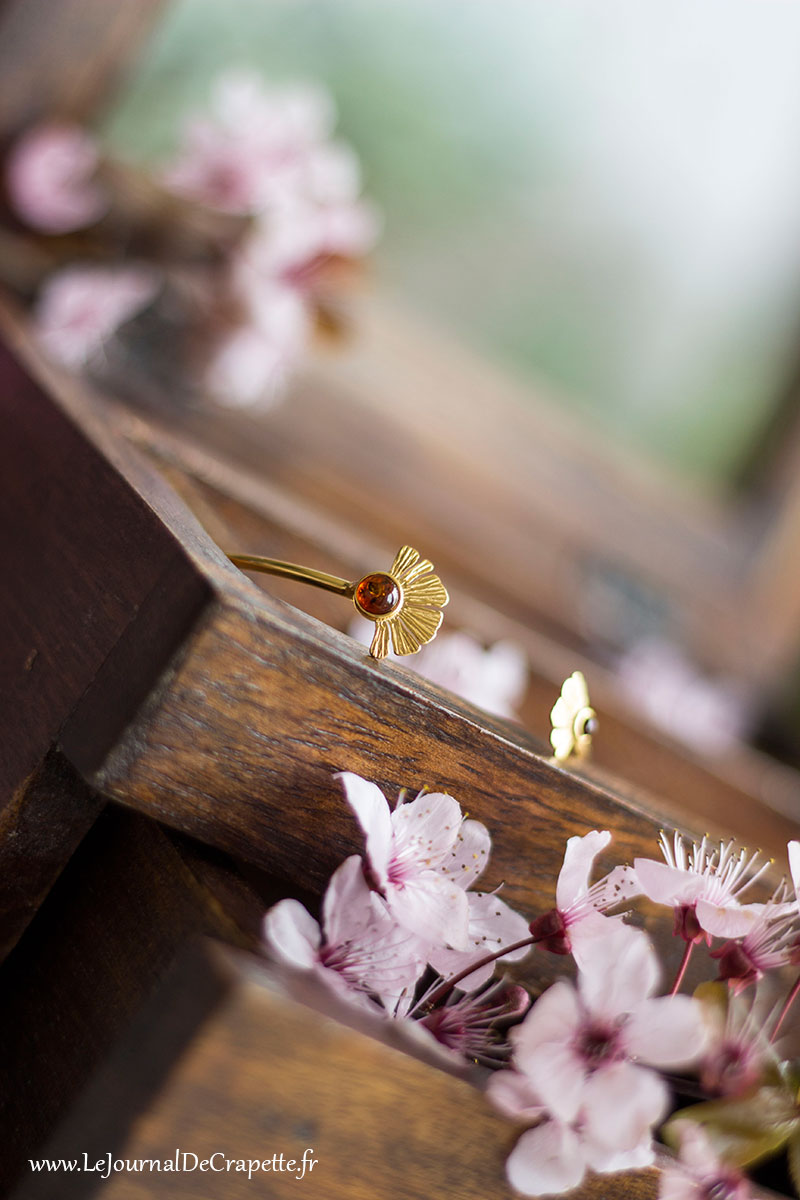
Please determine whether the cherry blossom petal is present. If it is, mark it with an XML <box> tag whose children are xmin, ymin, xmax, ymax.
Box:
<box><xmin>388</xmin><ymin>871</ymin><xmax>470</xmax><ymax>950</ymax></box>
<box><xmin>512</xmin><ymin>983</ymin><xmax>586</xmax><ymax>1123</ymax></box>
<box><xmin>789</xmin><ymin>841</ymin><xmax>800</xmax><ymax>900</ymax></box>
<box><xmin>569</xmin><ymin>909</ymin><xmax>624</xmax><ymax>968</ymax></box>
<box><xmin>206</xmin><ymin>324</ymin><xmax>291</xmax><ymax>409</ymax></box>
<box><xmin>623</xmin><ymin>995</ymin><xmax>709</xmax><ymax>1068</ymax></box>
<box><xmin>35</xmin><ymin>265</ymin><xmax>159</xmax><ymax>367</ymax></box>
<box><xmin>437</xmin><ymin>818</ymin><xmax>491</xmax><ymax>890</ymax></box>
<box><xmin>577</xmin><ymin>921</ymin><xmax>659</xmax><ymax>1015</ymax></box>
<box><xmin>633</xmin><ymin>857</ymin><xmax>706</xmax><ymax>905</ymax></box>
<box><xmin>556</xmin><ymin>830</ymin><xmax>611</xmax><ymax>911</ymax></box>
<box><xmin>486</xmin><ymin>1069</ymin><xmax>546</xmax><ymax>1123</ymax></box>
<box><xmin>322</xmin><ymin>855</ymin><xmax>374</xmax><ymax>945</ymax></box>
<box><xmin>519</xmin><ymin>1039</ymin><xmax>588</xmax><ymax>1124</ymax></box>
<box><xmin>506</xmin><ymin>1121</ymin><xmax>586</xmax><ymax>1198</ymax></box>
<box><xmin>6</xmin><ymin>123</ymin><xmax>108</xmax><ymax>233</ymax></box>
<box><xmin>427</xmin><ymin>892</ymin><xmax>530</xmax><ymax>989</ymax></box>
<box><xmin>338</xmin><ymin>772</ymin><xmax>393</xmax><ymax>887</ymax></box>
<box><xmin>695</xmin><ymin>899</ymin><xmax>760</xmax><ymax>938</ymax></box>
<box><xmin>513</xmin><ymin>980</ymin><xmax>583</xmax><ymax>1057</ymax></box>
<box><xmin>581</xmin><ymin>1060</ymin><xmax>667</xmax><ymax>1151</ymax></box>
<box><xmin>390</xmin><ymin>791</ymin><xmax>463</xmax><ymax>866</ymax></box>
<box><xmin>582</xmin><ymin>1134</ymin><xmax>655</xmax><ymax>1174</ymax></box>
<box><xmin>262</xmin><ymin>899</ymin><xmax>320</xmax><ymax>968</ymax></box>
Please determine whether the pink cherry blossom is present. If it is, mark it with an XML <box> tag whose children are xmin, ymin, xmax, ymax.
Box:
<box><xmin>263</xmin><ymin>855</ymin><xmax>425</xmax><ymax>1012</ymax></box>
<box><xmin>205</xmin><ymin>284</ymin><xmax>310</xmax><ymax>408</ymax></box>
<box><xmin>501</xmin><ymin>1115</ymin><xmax>655</xmax><ymax>1198</ymax></box>
<box><xmin>348</xmin><ymin>620</ymin><xmax>528</xmax><ymax>720</ymax></box>
<box><xmin>634</xmin><ymin>833</ymin><xmax>768</xmax><ymax>944</ymax></box>
<box><xmin>5</xmin><ymin>122</ymin><xmax>109</xmax><ymax>233</ymax></box>
<box><xmin>699</xmin><ymin>989</ymin><xmax>776</xmax><ymax>1097</ymax></box>
<box><xmin>528</xmin><ymin>829</ymin><xmax>640</xmax><ymax>959</ymax></box>
<box><xmin>34</xmin><ymin>265</ymin><xmax>159</xmax><ymax>368</ymax></box>
<box><xmin>162</xmin><ymin>71</ymin><xmax>347</xmax><ymax>216</ymax></box>
<box><xmin>711</xmin><ymin>894</ymin><xmax>800</xmax><ymax>994</ymax></box>
<box><xmin>488</xmin><ymin>1067</ymin><xmax>655</xmax><ymax>1198</ymax></box>
<box><xmin>235</xmin><ymin>199</ymin><xmax>379</xmax><ymax>301</ymax></box>
<box><xmin>426</xmin><ymin>889</ymin><xmax>531</xmax><ymax>992</ymax></box>
<box><xmin>510</xmin><ymin>921</ymin><xmax>707</xmax><ymax>1153</ymax></box>
<box><xmin>616</xmin><ymin>637</ymin><xmax>750</xmax><ymax>757</ymax></box>
<box><xmin>660</xmin><ymin>1121</ymin><xmax>751</xmax><ymax>1200</ymax></box>
<box><xmin>338</xmin><ymin>772</ymin><xmax>486</xmax><ymax>951</ymax></box>
<box><xmin>414</xmin><ymin>977</ymin><xmax>529</xmax><ymax>1067</ymax></box>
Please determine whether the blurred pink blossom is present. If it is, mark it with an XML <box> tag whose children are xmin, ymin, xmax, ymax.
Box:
<box><xmin>490</xmin><ymin>921</ymin><xmax>708</xmax><ymax>1194</ymax></box>
<box><xmin>238</xmin><ymin>199</ymin><xmax>380</xmax><ymax>294</ymax></box>
<box><xmin>5</xmin><ymin>123</ymin><xmax>109</xmax><ymax>233</ymax></box>
<box><xmin>616</xmin><ymin>638</ymin><xmax>750</xmax><ymax>755</ymax></box>
<box><xmin>205</xmin><ymin>283</ymin><xmax>310</xmax><ymax>408</ymax></box>
<box><xmin>660</xmin><ymin>1122</ymin><xmax>751</xmax><ymax>1200</ymax></box>
<box><xmin>348</xmin><ymin>621</ymin><xmax>528</xmax><ymax>720</ymax></box>
<box><xmin>162</xmin><ymin>70</ymin><xmax>361</xmax><ymax>218</ymax></box>
<box><xmin>499</xmin><ymin>1113</ymin><xmax>655</xmax><ymax>1197</ymax></box>
<box><xmin>699</xmin><ymin>989</ymin><xmax>776</xmax><ymax>1096</ymax></box>
<box><xmin>34</xmin><ymin>265</ymin><xmax>159</xmax><ymax>368</ymax></box>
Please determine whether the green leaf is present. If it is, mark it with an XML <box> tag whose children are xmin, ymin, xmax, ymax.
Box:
<box><xmin>693</xmin><ymin>980</ymin><xmax>729</xmax><ymax>1018</ymax></box>
<box><xmin>663</xmin><ymin>1085</ymin><xmax>800</xmax><ymax>1170</ymax></box>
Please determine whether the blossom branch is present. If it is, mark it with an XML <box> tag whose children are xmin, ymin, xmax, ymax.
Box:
<box><xmin>419</xmin><ymin>933</ymin><xmax>541</xmax><ymax>1012</ymax></box>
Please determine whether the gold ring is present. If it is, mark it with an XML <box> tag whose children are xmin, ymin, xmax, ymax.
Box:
<box><xmin>228</xmin><ymin>544</ymin><xmax>449</xmax><ymax>659</ymax></box>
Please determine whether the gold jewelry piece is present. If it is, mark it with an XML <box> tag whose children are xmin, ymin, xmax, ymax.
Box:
<box><xmin>550</xmin><ymin>670</ymin><xmax>598</xmax><ymax>761</ymax></box>
<box><xmin>228</xmin><ymin>544</ymin><xmax>449</xmax><ymax>660</ymax></box>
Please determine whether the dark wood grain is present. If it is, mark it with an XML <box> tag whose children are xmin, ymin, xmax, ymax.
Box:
<box><xmin>0</xmin><ymin>300</ymin><xmax>212</xmax><ymax>946</ymax></box>
<box><xmin>70</xmin><ymin>555</ymin><xmax>699</xmax><ymax>938</ymax></box>
<box><xmin>122</xmin><ymin>295</ymin><xmax>800</xmax><ymax>710</ymax></box>
<box><xmin>135</xmin><ymin>429</ymin><xmax>800</xmax><ymax>861</ymax></box>
<box><xmin>11</xmin><ymin>942</ymin><xmax>659</xmax><ymax>1200</ymax></box>
<box><xmin>0</xmin><ymin>807</ymin><xmax>267</xmax><ymax>1196</ymax></box>
<box><xmin>0</xmin><ymin>749</ymin><xmax>105</xmax><ymax>959</ymax></box>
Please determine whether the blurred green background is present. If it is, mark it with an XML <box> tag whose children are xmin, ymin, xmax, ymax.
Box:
<box><xmin>103</xmin><ymin>0</ymin><xmax>800</xmax><ymax>490</ymax></box>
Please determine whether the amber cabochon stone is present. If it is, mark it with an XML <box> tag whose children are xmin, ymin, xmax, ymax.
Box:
<box><xmin>354</xmin><ymin>573</ymin><xmax>401</xmax><ymax>617</ymax></box>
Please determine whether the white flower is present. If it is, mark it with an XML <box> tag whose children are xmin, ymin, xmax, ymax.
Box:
<box><xmin>263</xmin><ymin>855</ymin><xmax>425</xmax><ymax>1012</ymax></box>
<box><xmin>530</xmin><ymin>829</ymin><xmax>640</xmax><ymax>961</ymax></box>
<box><xmin>492</xmin><ymin>921</ymin><xmax>709</xmax><ymax>1195</ymax></box>
<box><xmin>634</xmin><ymin>833</ymin><xmax>768</xmax><ymax>943</ymax></box>
<box><xmin>339</xmin><ymin>772</ymin><xmax>485</xmax><ymax>951</ymax></box>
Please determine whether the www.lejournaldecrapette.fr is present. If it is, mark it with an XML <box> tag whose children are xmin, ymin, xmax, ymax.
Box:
<box><xmin>28</xmin><ymin>1149</ymin><xmax>319</xmax><ymax>1182</ymax></box>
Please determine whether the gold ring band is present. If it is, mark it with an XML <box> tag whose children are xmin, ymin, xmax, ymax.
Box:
<box><xmin>228</xmin><ymin>545</ymin><xmax>449</xmax><ymax>659</ymax></box>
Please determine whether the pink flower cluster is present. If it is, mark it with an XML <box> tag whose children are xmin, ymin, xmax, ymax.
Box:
<box><xmin>165</xmin><ymin>70</ymin><xmax>380</xmax><ymax>407</ymax></box>
<box><xmin>262</xmin><ymin>776</ymin><xmax>800</xmax><ymax>1199</ymax></box>
<box><xmin>6</xmin><ymin>70</ymin><xmax>378</xmax><ymax>399</ymax></box>
<box><xmin>263</xmin><ymin>772</ymin><xmax>530</xmax><ymax>1061</ymax></box>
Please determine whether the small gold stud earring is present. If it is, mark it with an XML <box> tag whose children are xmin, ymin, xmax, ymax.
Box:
<box><xmin>228</xmin><ymin>544</ymin><xmax>449</xmax><ymax>659</ymax></box>
<box><xmin>550</xmin><ymin>670</ymin><xmax>598</xmax><ymax>761</ymax></box>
